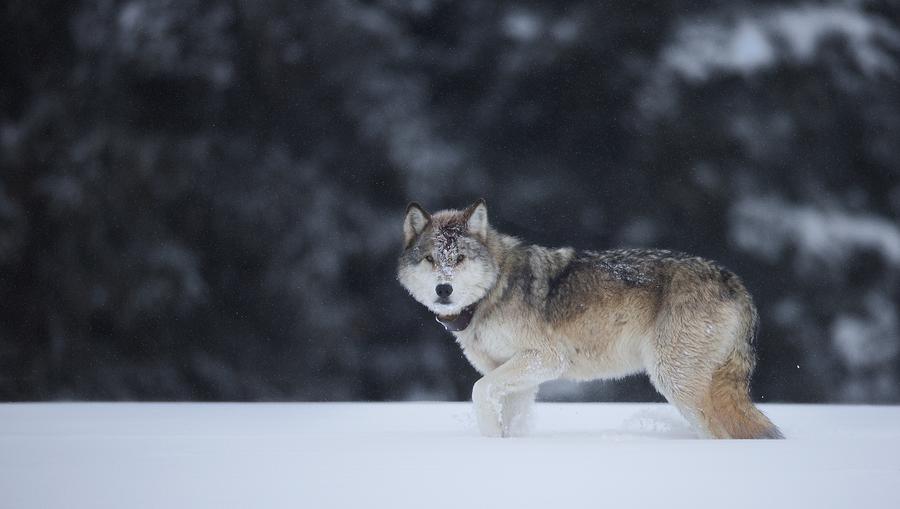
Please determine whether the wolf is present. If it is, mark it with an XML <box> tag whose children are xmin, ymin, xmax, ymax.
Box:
<box><xmin>397</xmin><ymin>199</ymin><xmax>782</xmax><ymax>439</ymax></box>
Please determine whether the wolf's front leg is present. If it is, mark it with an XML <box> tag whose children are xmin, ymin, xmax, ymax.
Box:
<box><xmin>472</xmin><ymin>350</ymin><xmax>566</xmax><ymax>437</ymax></box>
<box><xmin>501</xmin><ymin>387</ymin><xmax>538</xmax><ymax>436</ymax></box>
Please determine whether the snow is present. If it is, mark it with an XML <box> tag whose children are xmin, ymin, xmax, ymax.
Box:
<box><xmin>638</xmin><ymin>4</ymin><xmax>900</xmax><ymax>120</ymax></box>
<box><xmin>730</xmin><ymin>195</ymin><xmax>900</xmax><ymax>270</ymax></box>
<box><xmin>2</xmin><ymin>403</ymin><xmax>899</xmax><ymax>508</ymax></box>
<box><xmin>661</xmin><ymin>5</ymin><xmax>900</xmax><ymax>82</ymax></box>
<box><xmin>831</xmin><ymin>294</ymin><xmax>900</xmax><ymax>370</ymax></box>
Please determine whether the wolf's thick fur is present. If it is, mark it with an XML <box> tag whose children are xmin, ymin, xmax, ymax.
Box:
<box><xmin>397</xmin><ymin>200</ymin><xmax>782</xmax><ymax>439</ymax></box>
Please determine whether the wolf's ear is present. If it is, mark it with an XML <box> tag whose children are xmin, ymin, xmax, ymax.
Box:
<box><xmin>464</xmin><ymin>198</ymin><xmax>488</xmax><ymax>238</ymax></box>
<box><xmin>404</xmin><ymin>202</ymin><xmax>431</xmax><ymax>246</ymax></box>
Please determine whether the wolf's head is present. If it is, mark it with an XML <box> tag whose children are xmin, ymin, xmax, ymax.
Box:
<box><xmin>397</xmin><ymin>199</ymin><xmax>499</xmax><ymax>322</ymax></box>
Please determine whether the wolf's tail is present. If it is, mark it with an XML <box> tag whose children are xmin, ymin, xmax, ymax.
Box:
<box><xmin>708</xmin><ymin>302</ymin><xmax>783</xmax><ymax>439</ymax></box>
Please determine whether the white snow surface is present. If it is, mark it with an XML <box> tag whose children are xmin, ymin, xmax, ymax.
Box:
<box><xmin>2</xmin><ymin>402</ymin><xmax>900</xmax><ymax>508</ymax></box>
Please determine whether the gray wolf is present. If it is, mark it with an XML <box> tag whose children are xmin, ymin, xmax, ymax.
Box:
<box><xmin>397</xmin><ymin>199</ymin><xmax>782</xmax><ymax>439</ymax></box>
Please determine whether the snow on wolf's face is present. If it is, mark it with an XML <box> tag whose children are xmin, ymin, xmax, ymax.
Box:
<box><xmin>397</xmin><ymin>201</ymin><xmax>498</xmax><ymax>317</ymax></box>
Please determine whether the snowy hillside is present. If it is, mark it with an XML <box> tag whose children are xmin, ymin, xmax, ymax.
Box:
<box><xmin>2</xmin><ymin>403</ymin><xmax>899</xmax><ymax>508</ymax></box>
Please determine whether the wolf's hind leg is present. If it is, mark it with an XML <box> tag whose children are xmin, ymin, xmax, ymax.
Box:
<box><xmin>651</xmin><ymin>358</ymin><xmax>781</xmax><ymax>439</ymax></box>
<box><xmin>648</xmin><ymin>337</ymin><xmax>781</xmax><ymax>438</ymax></box>
<box><xmin>649</xmin><ymin>293</ymin><xmax>781</xmax><ymax>439</ymax></box>
<box><xmin>648</xmin><ymin>362</ymin><xmax>725</xmax><ymax>439</ymax></box>
<box><xmin>472</xmin><ymin>350</ymin><xmax>566</xmax><ymax>437</ymax></box>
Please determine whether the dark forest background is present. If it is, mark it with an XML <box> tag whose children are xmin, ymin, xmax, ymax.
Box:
<box><xmin>2</xmin><ymin>0</ymin><xmax>899</xmax><ymax>402</ymax></box>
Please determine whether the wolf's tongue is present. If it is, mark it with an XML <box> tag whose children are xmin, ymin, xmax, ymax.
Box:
<box><xmin>435</xmin><ymin>304</ymin><xmax>477</xmax><ymax>332</ymax></box>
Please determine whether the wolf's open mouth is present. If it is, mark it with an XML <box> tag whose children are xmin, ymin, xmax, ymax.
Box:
<box><xmin>435</xmin><ymin>302</ymin><xmax>479</xmax><ymax>332</ymax></box>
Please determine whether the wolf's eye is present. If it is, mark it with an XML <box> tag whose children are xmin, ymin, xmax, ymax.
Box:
<box><xmin>424</xmin><ymin>255</ymin><xmax>434</xmax><ymax>264</ymax></box>
<box><xmin>456</xmin><ymin>255</ymin><xmax>465</xmax><ymax>264</ymax></box>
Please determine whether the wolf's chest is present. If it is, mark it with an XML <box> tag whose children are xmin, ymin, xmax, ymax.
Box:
<box><xmin>459</xmin><ymin>318</ymin><xmax>531</xmax><ymax>365</ymax></box>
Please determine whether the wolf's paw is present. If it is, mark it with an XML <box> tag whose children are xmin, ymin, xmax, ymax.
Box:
<box><xmin>474</xmin><ymin>401</ymin><xmax>504</xmax><ymax>437</ymax></box>
<box><xmin>500</xmin><ymin>390</ymin><xmax>535</xmax><ymax>437</ymax></box>
<box><xmin>501</xmin><ymin>408</ymin><xmax>532</xmax><ymax>437</ymax></box>
<box><xmin>476</xmin><ymin>414</ymin><xmax>504</xmax><ymax>437</ymax></box>
<box><xmin>472</xmin><ymin>380</ymin><xmax>504</xmax><ymax>437</ymax></box>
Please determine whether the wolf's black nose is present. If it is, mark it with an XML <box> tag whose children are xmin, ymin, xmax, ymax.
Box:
<box><xmin>435</xmin><ymin>284</ymin><xmax>453</xmax><ymax>298</ymax></box>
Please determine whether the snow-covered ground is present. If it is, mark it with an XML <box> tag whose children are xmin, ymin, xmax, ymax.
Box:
<box><xmin>1</xmin><ymin>403</ymin><xmax>899</xmax><ymax>508</ymax></box>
